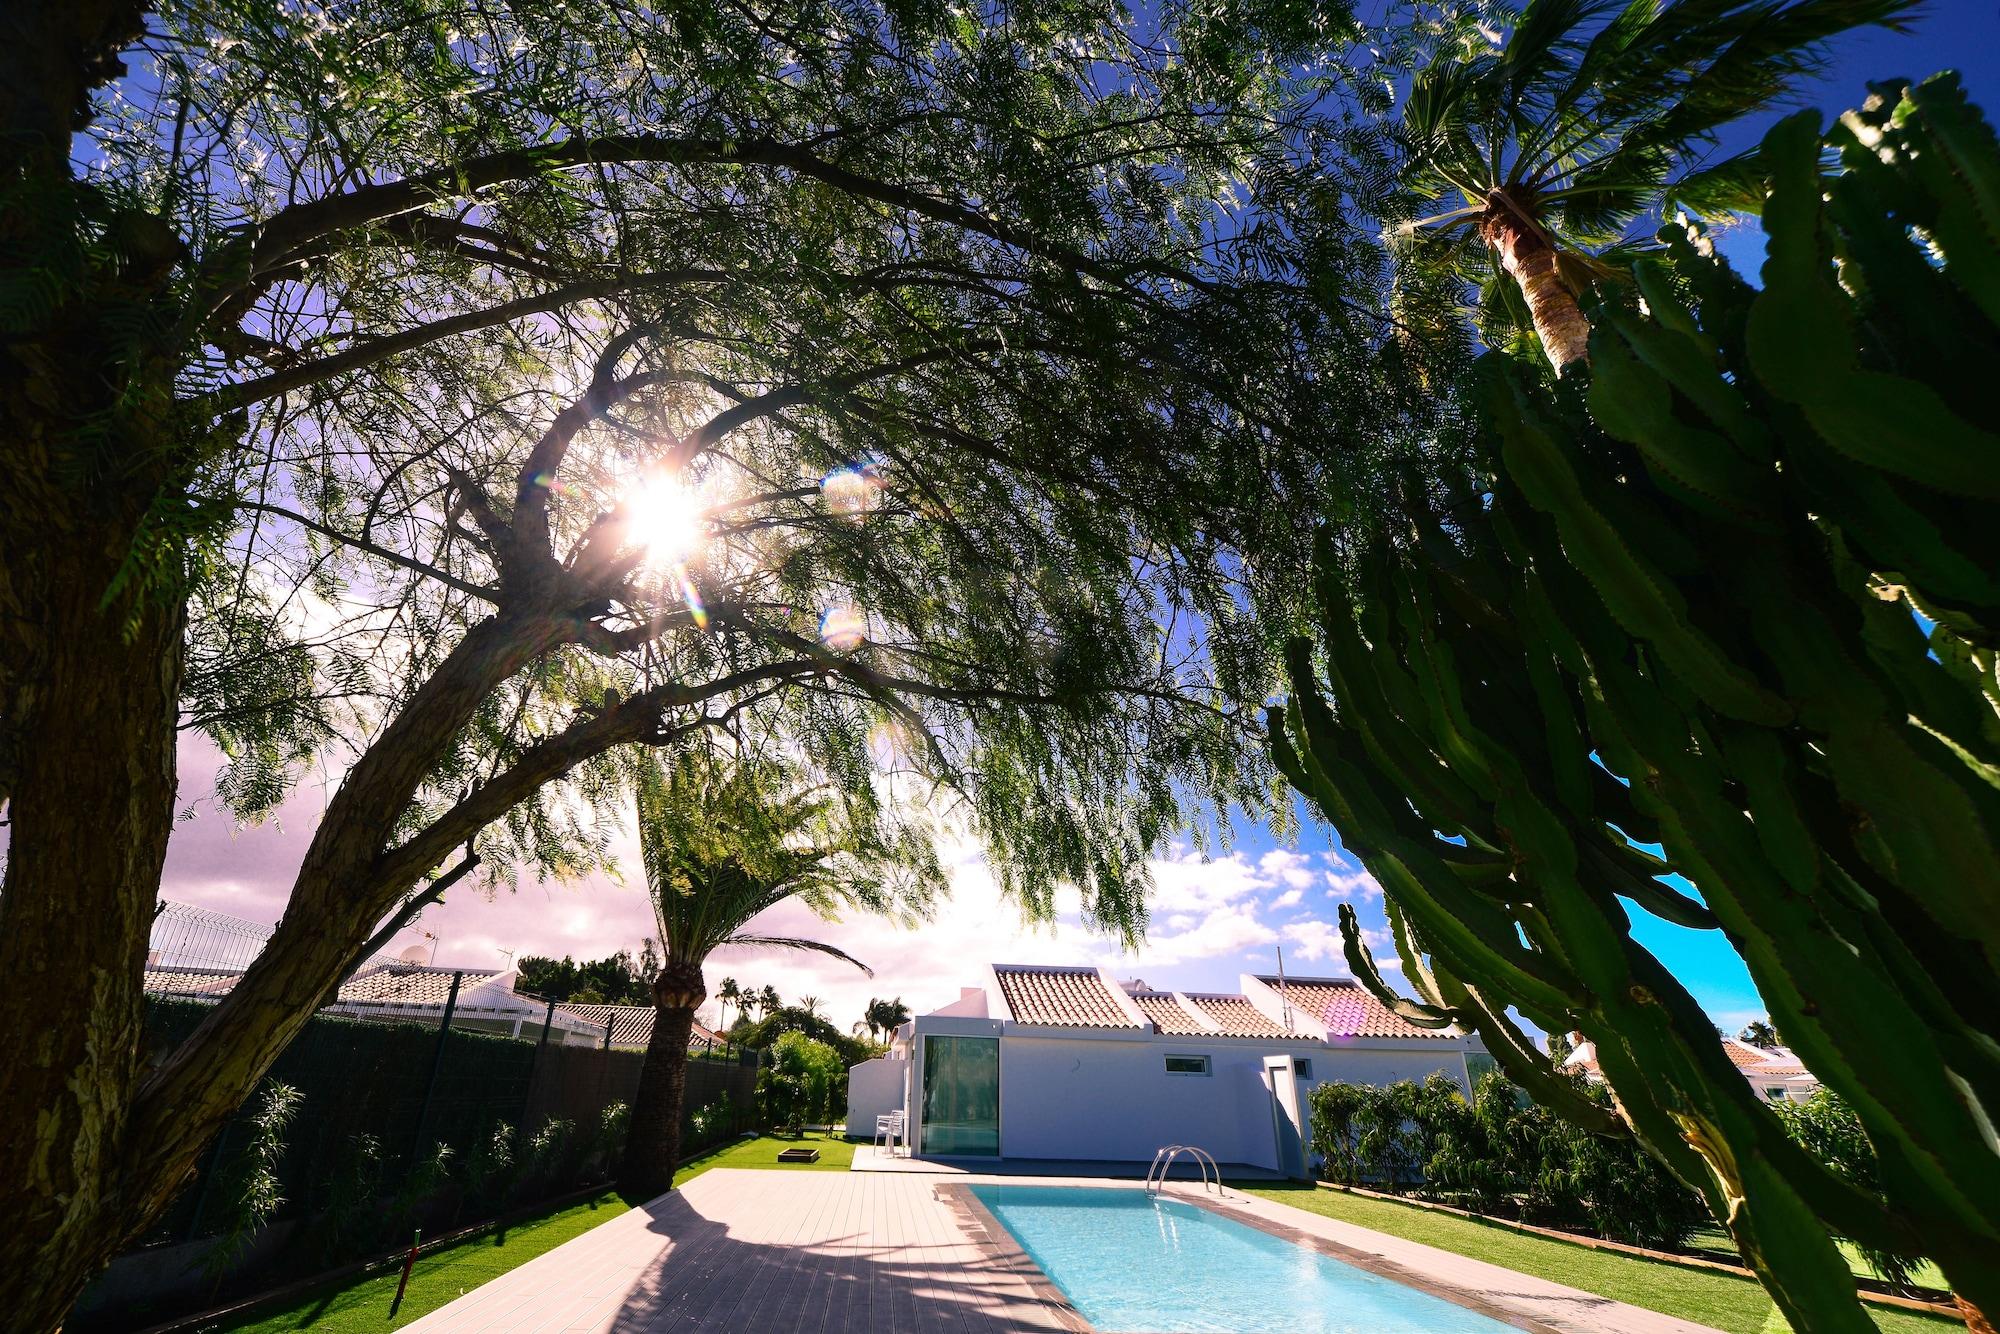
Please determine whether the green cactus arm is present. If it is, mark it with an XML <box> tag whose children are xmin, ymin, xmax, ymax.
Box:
<box><xmin>1600</xmin><ymin>298</ymin><xmax>1769</xmax><ymax>461</ymax></box>
<box><xmin>1484</xmin><ymin>370</ymin><xmax>1792</xmax><ymax>726</ymax></box>
<box><xmin>1896</xmin><ymin>74</ymin><xmax>2000</xmax><ymax>323</ymax></box>
<box><xmin>1748</xmin><ymin>109</ymin><xmax>2000</xmax><ymax>499</ymax></box>
<box><xmin>1385</xmin><ymin>898</ymin><xmax>1448</xmax><ymax>1010</ymax></box>
<box><xmin>1337</xmin><ymin>903</ymin><xmax>1458</xmax><ymax>1030</ymax></box>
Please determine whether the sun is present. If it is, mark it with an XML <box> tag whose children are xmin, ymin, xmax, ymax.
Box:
<box><xmin>623</xmin><ymin>471</ymin><xmax>708</xmax><ymax>567</ymax></box>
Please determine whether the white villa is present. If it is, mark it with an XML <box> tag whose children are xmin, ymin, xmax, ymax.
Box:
<box><xmin>1559</xmin><ymin>1033</ymin><xmax>1823</xmax><ymax>1103</ymax></box>
<box><xmin>846</xmin><ymin>963</ymin><xmax>1478</xmax><ymax>1177</ymax></box>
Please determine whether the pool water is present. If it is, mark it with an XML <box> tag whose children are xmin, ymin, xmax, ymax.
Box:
<box><xmin>969</xmin><ymin>1185</ymin><xmax>1517</xmax><ymax>1334</ymax></box>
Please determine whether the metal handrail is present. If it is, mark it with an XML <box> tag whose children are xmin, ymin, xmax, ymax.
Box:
<box><xmin>1146</xmin><ymin>1144</ymin><xmax>1222</xmax><ymax>1197</ymax></box>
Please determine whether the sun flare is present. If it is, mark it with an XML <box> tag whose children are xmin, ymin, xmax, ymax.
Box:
<box><xmin>624</xmin><ymin>471</ymin><xmax>708</xmax><ymax>567</ymax></box>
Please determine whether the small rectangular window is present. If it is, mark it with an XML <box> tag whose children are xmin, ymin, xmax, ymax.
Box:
<box><xmin>1293</xmin><ymin>1058</ymin><xmax>1314</xmax><ymax>1080</ymax></box>
<box><xmin>1165</xmin><ymin>1054</ymin><xmax>1210</xmax><ymax>1076</ymax></box>
<box><xmin>1764</xmin><ymin>1086</ymin><xmax>1788</xmax><ymax>1102</ymax></box>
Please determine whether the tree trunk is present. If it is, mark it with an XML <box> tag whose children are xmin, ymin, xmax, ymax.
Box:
<box><xmin>1482</xmin><ymin>197</ymin><xmax>1591</xmax><ymax>373</ymax></box>
<box><xmin>621</xmin><ymin>960</ymin><xmax>706</xmax><ymax>1199</ymax></box>
<box><xmin>0</xmin><ymin>400</ymin><xmax>188</xmax><ymax>1329</ymax></box>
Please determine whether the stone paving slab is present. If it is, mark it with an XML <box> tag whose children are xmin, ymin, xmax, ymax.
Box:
<box><xmin>399</xmin><ymin>1169</ymin><xmax>1724</xmax><ymax>1334</ymax></box>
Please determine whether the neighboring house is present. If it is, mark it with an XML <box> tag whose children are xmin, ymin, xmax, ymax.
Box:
<box><xmin>1560</xmin><ymin>1033</ymin><xmax>1823</xmax><ymax>1103</ymax></box>
<box><xmin>555</xmin><ymin>1002</ymin><xmax>721</xmax><ymax>1052</ymax></box>
<box><xmin>846</xmin><ymin>964</ymin><xmax>1474</xmax><ymax>1178</ymax></box>
<box><xmin>146</xmin><ymin>961</ymin><xmax>610</xmax><ymax>1046</ymax></box>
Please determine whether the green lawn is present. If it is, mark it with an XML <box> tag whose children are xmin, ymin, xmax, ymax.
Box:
<box><xmin>1242</xmin><ymin>1185</ymin><xmax>1956</xmax><ymax>1334</ymax></box>
<box><xmin>1684</xmin><ymin>1226</ymin><xmax>1951</xmax><ymax>1293</ymax></box>
<box><xmin>202</xmin><ymin>1135</ymin><xmax>851</xmax><ymax>1333</ymax></box>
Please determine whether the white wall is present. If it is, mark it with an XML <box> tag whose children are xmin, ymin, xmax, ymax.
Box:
<box><xmin>997</xmin><ymin>1035</ymin><xmax>1302</xmax><ymax>1170</ymax></box>
<box><xmin>847</xmin><ymin>1056</ymin><xmax>907</xmax><ymax>1131</ymax></box>
<box><xmin>995</xmin><ymin>1035</ymin><xmax>1471</xmax><ymax>1171</ymax></box>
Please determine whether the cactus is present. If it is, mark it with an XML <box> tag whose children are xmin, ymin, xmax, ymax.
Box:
<box><xmin>1275</xmin><ymin>74</ymin><xmax>1999</xmax><ymax>1333</ymax></box>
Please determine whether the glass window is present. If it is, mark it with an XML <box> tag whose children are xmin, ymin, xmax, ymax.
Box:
<box><xmin>1165</xmin><ymin>1054</ymin><xmax>1211</xmax><ymax>1076</ymax></box>
<box><xmin>1764</xmin><ymin>1086</ymin><xmax>1789</xmax><ymax>1102</ymax></box>
<box><xmin>1293</xmin><ymin>1058</ymin><xmax>1314</xmax><ymax>1080</ymax></box>
<box><xmin>922</xmin><ymin>1036</ymin><xmax>999</xmax><ymax>1155</ymax></box>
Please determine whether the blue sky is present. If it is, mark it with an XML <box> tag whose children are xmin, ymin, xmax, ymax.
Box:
<box><xmin>157</xmin><ymin>7</ymin><xmax>2000</xmax><ymax>1039</ymax></box>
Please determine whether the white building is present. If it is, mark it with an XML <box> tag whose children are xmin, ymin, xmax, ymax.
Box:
<box><xmin>847</xmin><ymin>964</ymin><xmax>1473</xmax><ymax>1177</ymax></box>
<box><xmin>1560</xmin><ymin>1033</ymin><xmax>1823</xmax><ymax>1103</ymax></box>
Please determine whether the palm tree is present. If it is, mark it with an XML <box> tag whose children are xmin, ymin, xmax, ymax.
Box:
<box><xmin>1396</xmin><ymin>0</ymin><xmax>1913</xmax><ymax>372</ymax></box>
<box><xmin>622</xmin><ymin>749</ymin><xmax>897</xmax><ymax>1197</ymax></box>
<box><xmin>758</xmin><ymin>984</ymin><xmax>781</xmax><ymax>1018</ymax></box>
<box><xmin>716</xmin><ymin>977</ymin><xmax>742</xmax><ymax>1040</ymax></box>
<box><xmin>1739</xmin><ymin>1019</ymin><xmax>1781</xmax><ymax>1050</ymax></box>
<box><xmin>860</xmin><ymin>996</ymin><xmax>911</xmax><ymax>1042</ymax></box>
<box><xmin>797</xmin><ymin>994</ymin><xmax>825</xmax><ymax>1021</ymax></box>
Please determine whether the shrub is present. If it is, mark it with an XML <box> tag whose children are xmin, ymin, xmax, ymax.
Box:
<box><xmin>201</xmin><ymin>1081</ymin><xmax>301</xmax><ymax>1288</ymax></box>
<box><xmin>758</xmin><ymin>1031</ymin><xmax>843</xmax><ymax>1133</ymax></box>
<box><xmin>1773</xmin><ymin>1091</ymin><xmax>1925</xmax><ymax>1291</ymax></box>
<box><xmin>1308</xmin><ymin>1081</ymin><xmax>1369</xmax><ymax>1185</ymax></box>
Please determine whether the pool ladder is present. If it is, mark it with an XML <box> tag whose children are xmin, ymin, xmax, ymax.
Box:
<box><xmin>1146</xmin><ymin>1144</ymin><xmax>1222</xmax><ymax>1197</ymax></box>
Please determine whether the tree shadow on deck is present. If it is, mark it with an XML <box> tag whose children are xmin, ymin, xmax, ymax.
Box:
<box><xmin>603</xmin><ymin>1189</ymin><xmax>1084</xmax><ymax>1333</ymax></box>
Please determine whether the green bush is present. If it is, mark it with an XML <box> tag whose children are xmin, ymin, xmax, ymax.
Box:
<box><xmin>756</xmin><ymin>1031</ymin><xmax>844</xmax><ymax>1132</ymax></box>
<box><xmin>1309</xmin><ymin>1071</ymin><xmax>1706</xmax><ymax>1250</ymax></box>
<box><xmin>1773</xmin><ymin>1091</ymin><xmax>1925</xmax><ymax>1291</ymax></box>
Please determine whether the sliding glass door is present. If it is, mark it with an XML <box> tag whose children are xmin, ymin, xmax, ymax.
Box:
<box><xmin>921</xmin><ymin>1036</ymin><xmax>999</xmax><ymax>1156</ymax></box>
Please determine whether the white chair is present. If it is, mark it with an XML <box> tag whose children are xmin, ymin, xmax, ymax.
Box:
<box><xmin>875</xmin><ymin>1110</ymin><xmax>906</xmax><ymax>1157</ymax></box>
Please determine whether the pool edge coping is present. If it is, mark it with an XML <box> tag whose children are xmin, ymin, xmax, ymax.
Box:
<box><xmin>939</xmin><ymin>1181</ymin><xmax>1565</xmax><ymax>1334</ymax></box>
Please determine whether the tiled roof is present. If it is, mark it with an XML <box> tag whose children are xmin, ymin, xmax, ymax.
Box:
<box><xmin>144</xmin><ymin>966</ymin><xmax>242</xmax><ymax>998</ymax></box>
<box><xmin>1187</xmin><ymin>993</ymin><xmax>1293</xmax><ymax>1038</ymax></box>
<box><xmin>1721</xmin><ymin>1038</ymin><xmax>1808</xmax><ymax>1075</ymax></box>
<box><xmin>1129</xmin><ymin>992</ymin><xmax>1208</xmax><ymax>1036</ymax></box>
<box><xmin>993</xmin><ymin>966</ymin><xmax>1138</xmax><ymax>1028</ymax></box>
<box><xmin>1254</xmin><ymin>976</ymin><xmax>1457</xmax><ymax>1040</ymax></box>
<box><xmin>337</xmin><ymin>964</ymin><xmax>500</xmax><ymax>1006</ymax></box>
<box><xmin>557</xmin><ymin>1003</ymin><xmax>718</xmax><ymax>1050</ymax></box>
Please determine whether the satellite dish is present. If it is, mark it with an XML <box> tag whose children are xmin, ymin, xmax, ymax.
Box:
<box><xmin>397</xmin><ymin>945</ymin><xmax>430</xmax><ymax>965</ymax></box>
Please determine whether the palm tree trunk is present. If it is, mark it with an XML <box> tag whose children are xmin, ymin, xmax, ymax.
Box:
<box><xmin>1482</xmin><ymin>201</ymin><xmax>1591</xmax><ymax>372</ymax></box>
<box><xmin>621</xmin><ymin>960</ymin><xmax>705</xmax><ymax>1199</ymax></box>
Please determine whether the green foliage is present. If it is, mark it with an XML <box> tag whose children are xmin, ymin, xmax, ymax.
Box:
<box><xmin>732</xmin><ymin>1006</ymin><xmax>878</xmax><ymax>1067</ymax></box>
<box><xmin>686</xmin><ymin>1093</ymin><xmax>738</xmax><ymax>1153</ymax></box>
<box><xmin>201</xmin><ymin>1082</ymin><xmax>301</xmax><ymax>1286</ymax></box>
<box><xmin>757</xmin><ymin>1032</ymin><xmax>846</xmax><ymax>1133</ymax></box>
<box><xmin>1274</xmin><ymin>74</ymin><xmax>2000</xmax><ymax>1329</ymax></box>
<box><xmin>516</xmin><ymin>954</ymin><xmax>653</xmax><ymax>1006</ymax></box>
<box><xmin>1391</xmin><ymin>0</ymin><xmax>1914</xmax><ymax>353</ymax></box>
<box><xmin>1773</xmin><ymin>1092</ymin><xmax>1924</xmax><ymax>1292</ymax></box>
<box><xmin>1311</xmin><ymin>1073</ymin><xmax>1705</xmax><ymax>1251</ymax></box>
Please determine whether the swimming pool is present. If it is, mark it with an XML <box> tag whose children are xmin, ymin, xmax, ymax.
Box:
<box><xmin>968</xmin><ymin>1185</ymin><xmax>1520</xmax><ymax>1334</ymax></box>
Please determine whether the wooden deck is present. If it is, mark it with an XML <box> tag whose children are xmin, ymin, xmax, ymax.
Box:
<box><xmin>401</xmin><ymin>1169</ymin><xmax>1722</xmax><ymax>1334</ymax></box>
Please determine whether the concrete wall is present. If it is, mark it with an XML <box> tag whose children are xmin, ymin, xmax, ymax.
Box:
<box><xmin>994</xmin><ymin>1033</ymin><xmax>1302</xmax><ymax>1170</ymax></box>
<box><xmin>847</xmin><ymin>1055</ymin><xmax>908</xmax><ymax>1132</ymax></box>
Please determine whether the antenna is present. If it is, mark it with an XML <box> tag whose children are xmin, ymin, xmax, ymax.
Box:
<box><xmin>497</xmin><ymin>948</ymin><xmax>516</xmax><ymax>969</ymax></box>
<box><xmin>1277</xmin><ymin>946</ymin><xmax>1293</xmax><ymax>1032</ymax></box>
<box><xmin>423</xmin><ymin>929</ymin><xmax>440</xmax><ymax>966</ymax></box>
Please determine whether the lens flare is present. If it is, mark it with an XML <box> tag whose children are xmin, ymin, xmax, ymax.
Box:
<box><xmin>819</xmin><ymin>605</ymin><xmax>866</xmax><ymax>652</ymax></box>
<box><xmin>820</xmin><ymin>461</ymin><xmax>885</xmax><ymax>518</ymax></box>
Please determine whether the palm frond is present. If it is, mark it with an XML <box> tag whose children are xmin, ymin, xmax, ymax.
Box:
<box><xmin>1667</xmin><ymin>147</ymin><xmax>1775</xmax><ymax>216</ymax></box>
<box><xmin>720</xmin><ymin>935</ymin><xmax>874</xmax><ymax>976</ymax></box>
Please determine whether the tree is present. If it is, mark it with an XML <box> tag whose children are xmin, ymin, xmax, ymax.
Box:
<box><xmin>1739</xmin><ymin>1021</ymin><xmax>1781</xmax><ymax>1051</ymax></box>
<box><xmin>858</xmin><ymin>995</ymin><xmax>911</xmax><ymax>1042</ymax></box>
<box><xmin>797</xmin><ymin>995</ymin><xmax>825</xmax><ymax>1021</ymax></box>
<box><xmin>517</xmin><ymin>953</ymin><xmax>652</xmax><ymax>1006</ymax></box>
<box><xmin>717</xmin><ymin>978</ymin><xmax>743</xmax><ymax>1038</ymax></box>
<box><xmin>759</xmin><ymin>986</ymin><xmax>782</xmax><ymax>1020</ymax></box>
<box><xmin>1394</xmin><ymin>0</ymin><xmax>1913</xmax><ymax>371</ymax></box>
<box><xmin>757</xmin><ymin>1031</ymin><xmax>845</xmax><ymax>1135</ymax></box>
<box><xmin>0</xmin><ymin>0</ymin><xmax>1340</xmax><ymax>1320</ymax></box>
<box><xmin>733</xmin><ymin>1005</ymin><xmax>876</xmax><ymax>1067</ymax></box>
<box><xmin>1272</xmin><ymin>80</ymin><xmax>2000</xmax><ymax>1331</ymax></box>
<box><xmin>624</xmin><ymin>745</ymin><xmax>906</xmax><ymax>1197</ymax></box>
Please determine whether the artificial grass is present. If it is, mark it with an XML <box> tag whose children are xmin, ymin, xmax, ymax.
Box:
<box><xmin>1685</xmin><ymin>1225</ymin><xmax>1951</xmax><ymax>1293</ymax></box>
<box><xmin>202</xmin><ymin>1135</ymin><xmax>853</xmax><ymax>1333</ymax></box>
<box><xmin>1242</xmin><ymin>1184</ymin><xmax>1957</xmax><ymax>1334</ymax></box>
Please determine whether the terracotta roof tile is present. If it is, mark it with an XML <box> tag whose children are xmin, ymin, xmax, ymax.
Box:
<box><xmin>1187</xmin><ymin>994</ymin><xmax>1293</xmax><ymax>1038</ymax></box>
<box><xmin>1130</xmin><ymin>992</ymin><xmax>1208</xmax><ymax>1035</ymax></box>
<box><xmin>994</xmin><ymin>966</ymin><xmax>1138</xmax><ymax>1028</ymax></box>
<box><xmin>336</xmin><ymin>964</ymin><xmax>499</xmax><ymax>1006</ymax></box>
<box><xmin>144</xmin><ymin>966</ymin><xmax>242</xmax><ymax>998</ymax></box>
<box><xmin>1255</xmin><ymin>976</ymin><xmax>1456</xmax><ymax>1040</ymax></box>
<box><xmin>557</xmin><ymin>1003</ymin><xmax>718</xmax><ymax>1050</ymax></box>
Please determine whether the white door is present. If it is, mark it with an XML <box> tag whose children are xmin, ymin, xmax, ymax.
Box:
<box><xmin>1264</xmin><ymin>1055</ymin><xmax>1308</xmax><ymax>1179</ymax></box>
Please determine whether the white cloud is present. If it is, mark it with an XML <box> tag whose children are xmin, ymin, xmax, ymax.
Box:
<box><xmin>1258</xmin><ymin>848</ymin><xmax>1320</xmax><ymax>890</ymax></box>
<box><xmin>1325</xmin><ymin>868</ymin><xmax>1383</xmax><ymax>901</ymax></box>
<box><xmin>1268</xmin><ymin>887</ymin><xmax>1304</xmax><ymax>911</ymax></box>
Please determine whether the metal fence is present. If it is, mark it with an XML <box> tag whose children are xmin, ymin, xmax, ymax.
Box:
<box><xmin>136</xmin><ymin>902</ymin><xmax>758</xmax><ymax>1249</ymax></box>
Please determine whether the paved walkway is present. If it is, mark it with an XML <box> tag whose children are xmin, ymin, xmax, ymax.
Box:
<box><xmin>401</xmin><ymin>1170</ymin><xmax>1722</xmax><ymax>1334</ymax></box>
